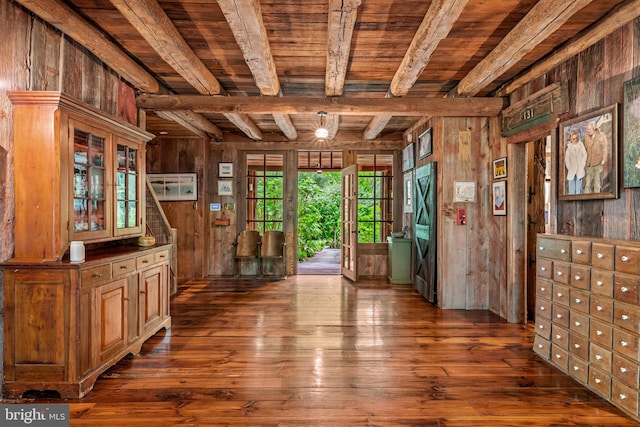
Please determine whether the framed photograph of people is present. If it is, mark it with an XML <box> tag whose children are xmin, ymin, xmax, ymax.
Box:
<box><xmin>417</xmin><ymin>128</ymin><xmax>432</xmax><ymax>159</ymax></box>
<box><xmin>623</xmin><ymin>76</ymin><xmax>640</xmax><ymax>188</ymax></box>
<box><xmin>492</xmin><ymin>181</ymin><xmax>507</xmax><ymax>216</ymax></box>
<box><xmin>558</xmin><ymin>104</ymin><xmax>618</xmax><ymax>200</ymax></box>
<box><xmin>492</xmin><ymin>157</ymin><xmax>507</xmax><ymax>179</ymax></box>
<box><xmin>402</xmin><ymin>143</ymin><xmax>415</xmax><ymax>172</ymax></box>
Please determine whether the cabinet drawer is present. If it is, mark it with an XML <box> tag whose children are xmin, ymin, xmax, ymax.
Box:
<box><xmin>112</xmin><ymin>258</ymin><xmax>136</xmax><ymax>277</ymax></box>
<box><xmin>552</xmin><ymin>283</ymin><xmax>570</xmax><ymax>307</ymax></box>
<box><xmin>569</xmin><ymin>333</ymin><xmax>589</xmax><ymax>360</ymax></box>
<box><xmin>613</xmin><ymin>327</ymin><xmax>640</xmax><ymax>361</ymax></box>
<box><xmin>537</xmin><ymin>236</ymin><xmax>571</xmax><ymax>261</ymax></box>
<box><xmin>552</xmin><ymin>303</ymin><xmax>570</xmax><ymax>328</ymax></box>
<box><xmin>551</xmin><ymin>324</ymin><xmax>569</xmax><ymax>349</ymax></box>
<box><xmin>570</xmin><ymin>311</ymin><xmax>589</xmax><ymax>338</ymax></box>
<box><xmin>570</xmin><ymin>289</ymin><xmax>589</xmax><ymax>314</ymax></box>
<box><xmin>614</xmin><ymin>273</ymin><xmax>640</xmax><ymax>305</ymax></box>
<box><xmin>537</xmin><ymin>258</ymin><xmax>553</xmax><ymax>279</ymax></box>
<box><xmin>81</xmin><ymin>264</ymin><xmax>112</xmax><ymax>286</ymax></box>
<box><xmin>568</xmin><ymin>355</ymin><xmax>588</xmax><ymax>384</ymax></box>
<box><xmin>553</xmin><ymin>262</ymin><xmax>570</xmax><ymax>284</ymax></box>
<box><xmin>591</xmin><ymin>269</ymin><xmax>614</xmax><ymax>297</ymax></box>
<box><xmin>589</xmin><ymin>366</ymin><xmax>612</xmax><ymax>399</ymax></box>
<box><xmin>572</xmin><ymin>241</ymin><xmax>591</xmax><ymax>265</ymax></box>
<box><xmin>154</xmin><ymin>250</ymin><xmax>170</xmax><ymax>264</ymax></box>
<box><xmin>592</xmin><ymin>243</ymin><xmax>615</xmax><ymax>270</ymax></box>
<box><xmin>136</xmin><ymin>253</ymin><xmax>155</xmax><ymax>270</ymax></box>
<box><xmin>611</xmin><ymin>380</ymin><xmax>638</xmax><ymax>416</ymax></box>
<box><xmin>590</xmin><ymin>319</ymin><xmax>613</xmax><ymax>348</ymax></box>
<box><xmin>570</xmin><ymin>265</ymin><xmax>590</xmax><ymax>290</ymax></box>
<box><xmin>613</xmin><ymin>301</ymin><xmax>640</xmax><ymax>334</ymax></box>
<box><xmin>536</xmin><ymin>297</ymin><xmax>552</xmax><ymax>320</ymax></box>
<box><xmin>590</xmin><ymin>295</ymin><xmax>614</xmax><ymax>323</ymax></box>
<box><xmin>615</xmin><ymin>245</ymin><xmax>640</xmax><ymax>275</ymax></box>
<box><xmin>550</xmin><ymin>344</ymin><xmax>568</xmax><ymax>372</ymax></box>
<box><xmin>537</xmin><ymin>278</ymin><xmax>552</xmax><ymax>300</ymax></box>
<box><xmin>533</xmin><ymin>335</ymin><xmax>550</xmax><ymax>360</ymax></box>
<box><xmin>535</xmin><ymin>316</ymin><xmax>552</xmax><ymax>340</ymax></box>
<box><xmin>590</xmin><ymin>342</ymin><xmax>612</xmax><ymax>372</ymax></box>
<box><xmin>613</xmin><ymin>354</ymin><xmax>640</xmax><ymax>389</ymax></box>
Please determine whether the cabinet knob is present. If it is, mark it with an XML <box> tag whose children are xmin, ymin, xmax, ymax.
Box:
<box><xmin>575</xmin><ymin>298</ymin><xmax>581</xmax><ymax>304</ymax></box>
<box><xmin>595</xmin><ymin>378</ymin><xmax>602</xmax><ymax>384</ymax></box>
<box><xmin>621</xmin><ymin>341</ymin><xmax>629</xmax><ymax>347</ymax></box>
<box><xmin>538</xmin><ymin>324</ymin><xmax>545</xmax><ymax>329</ymax></box>
<box><xmin>538</xmin><ymin>344</ymin><xmax>543</xmax><ymax>349</ymax></box>
<box><xmin>540</xmin><ymin>306</ymin><xmax>545</xmax><ymax>311</ymax></box>
<box><xmin>621</xmin><ymin>287</ymin><xmax>629</xmax><ymax>293</ymax></box>
<box><xmin>620</xmin><ymin>394</ymin><xmax>627</xmax><ymax>400</ymax></box>
<box><xmin>556</xmin><ymin>314</ymin><xmax>562</xmax><ymax>319</ymax></box>
<box><xmin>596</xmin><ymin>330</ymin><xmax>603</xmax><ymax>336</ymax></box>
<box><xmin>595</xmin><ymin>354</ymin><xmax>602</xmax><ymax>360</ymax></box>
<box><xmin>573</xmin><ymin>365</ymin><xmax>579</xmax><ymax>371</ymax></box>
<box><xmin>574</xmin><ymin>343</ymin><xmax>580</xmax><ymax>349</ymax></box>
<box><xmin>621</xmin><ymin>255</ymin><xmax>630</xmax><ymax>262</ymax></box>
<box><xmin>555</xmin><ymin>354</ymin><xmax>561</xmax><ymax>359</ymax></box>
<box><xmin>93</xmin><ymin>273</ymin><xmax>102</xmax><ymax>278</ymax></box>
<box><xmin>575</xmin><ymin>321</ymin><xmax>581</xmax><ymax>327</ymax></box>
<box><xmin>597</xmin><ymin>306</ymin><xmax>603</xmax><ymax>311</ymax></box>
<box><xmin>556</xmin><ymin>271</ymin><xmax>563</xmax><ymax>276</ymax></box>
<box><xmin>557</xmin><ymin>292</ymin><xmax>563</xmax><ymax>298</ymax></box>
<box><xmin>539</xmin><ymin>246</ymin><xmax>544</xmax><ymax>251</ymax></box>
<box><xmin>574</xmin><ymin>275</ymin><xmax>581</xmax><ymax>281</ymax></box>
<box><xmin>597</xmin><ymin>253</ymin><xmax>604</xmax><ymax>259</ymax></box>
<box><xmin>560</xmin><ymin>249</ymin><xmax>566</xmax><ymax>254</ymax></box>
<box><xmin>596</xmin><ymin>280</ymin><xmax>603</xmax><ymax>286</ymax></box>
<box><xmin>541</xmin><ymin>287</ymin><xmax>546</xmax><ymax>292</ymax></box>
<box><xmin>576</xmin><ymin>249</ymin><xmax>583</xmax><ymax>255</ymax></box>
<box><xmin>622</xmin><ymin>314</ymin><xmax>629</xmax><ymax>320</ymax></box>
<box><xmin>621</xmin><ymin>367</ymin><xmax>628</xmax><ymax>373</ymax></box>
<box><xmin>540</xmin><ymin>267</ymin><xmax>547</xmax><ymax>272</ymax></box>
<box><xmin>140</xmin><ymin>290</ymin><xmax>146</xmax><ymax>294</ymax></box>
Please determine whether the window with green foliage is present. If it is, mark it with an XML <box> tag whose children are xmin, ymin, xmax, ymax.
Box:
<box><xmin>246</xmin><ymin>154</ymin><xmax>283</xmax><ymax>233</ymax></box>
<box><xmin>356</xmin><ymin>153</ymin><xmax>393</xmax><ymax>243</ymax></box>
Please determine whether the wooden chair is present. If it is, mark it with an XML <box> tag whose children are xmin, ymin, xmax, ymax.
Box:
<box><xmin>233</xmin><ymin>230</ymin><xmax>261</xmax><ymax>277</ymax></box>
<box><xmin>260</xmin><ymin>230</ymin><xmax>286</xmax><ymax>279</ymax></box>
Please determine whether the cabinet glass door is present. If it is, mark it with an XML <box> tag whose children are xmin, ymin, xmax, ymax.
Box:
<box><xmin>72</xmin><ymin>126</ymin><xmax>108</xmax><ymax>238</ymax></box>
<box><xmin>115</xmin><ymin>140</ymin><xmax>142</xmax><ymax>235</ymax></box>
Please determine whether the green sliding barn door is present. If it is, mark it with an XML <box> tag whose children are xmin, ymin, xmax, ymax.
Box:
<box><xmin>413</xmin><ymin>163</ymin><xmax>437</xmax><ymax>303</ymax></box>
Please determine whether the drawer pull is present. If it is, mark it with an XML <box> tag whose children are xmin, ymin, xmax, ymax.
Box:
<box><xmin>595</xmin><ymin>378</ymin><xmax>601</xmax><ymax>384</ymax></box>
<box><xmin>620</xmin><ymin>367</ymin><xmax>628</xmax><ymax>373</ymax></box>
<box><xmin>93</xmin><ymin>273</ymin><xmax>102</xmax><ymax>278</ymax></box>
<box><xmin>538</xmin><ymin>344</ymin><xmax>543</xmax><ymax>349</ymax></box>
<box><xmin>596</xmin><ymin>280</ymin><xmax>603</xmax><ymax>286</ymax></box>
<box><xmin>621</xmin><ymin>255</ymin><xmax>630</xmax><ymax>262</ymax></box>
<box><xmin>621</xmin><ymin>287</ymin><xmax>629</xmax><ymax>293</ymax></box>
<box><xmin>555</xmin><ymin>354</ymin><xmax>561</xmax><ymax>359</ymax></box>
<box><xmin>574</xmin><ymin>344</ymin><xmax>580</xmax><ymax>349</ymax></box>
<box><xmin>557</xmin><ymin>292</ymin><xmax>563</xmax><ymax>298</ymax></box>
<box><xmin>120</xmin><ymin>265</ymin><xmax>128</xmax><ymax>269</ymax></box>
<box><xmin>539</xmin><ymin>246</ymin><xmax>544</xmax><ymax>251</ymax></box>
<box><xmin>541</xmin><ymin>287</ymin><xmax>546</xmax><ymax>292</ymax></box>
<box><xmin>555</xmin><ymin>334</ymin><xmax>561</xmax><ymax>339</ymax></box>
<box><xmin>540</xmin><ymin>267</ymin><xmax>547</xmax><ymax>272</ymax></box>
<box><xmin>538</xmin><ymin>324</ymin><xmax>545</xmax><ymax>329</ymax></box>
<box><xmin>596</xmin><ymin>330</ymin><xmax>603</xmax><ymax>336</ymax></box>
<box><xmin>595</xmin><ymin>354</ymin><xmax>602</xmax><ymax>360</ymax></box>
<box><xmin>575</xmin><ymin>321</ymin><xmax>581</xmax><ymax>326</ymax></box>
<box><xmin>159</xmin><ymin>254</ymin><xmax>166</xmax><ymax>258</ymax></box>
<box><xmin>621</xmin><ymin>341</ymin><xmax>629</xmax><ymax>347</ymax></box>
<box><xmin>540</xmin><ymin>306</ymin><xmax>545</xmax><ymax>311</ymax></box>
<box><xmin>574</xmin><ymin>275</ymin><xmax>581</xmax><ymax>281</ymax></box>
<box><xmin>597</xmin><ymin>253</ymin><xmax>604</xmax><ymax>259</ymax></box>
<box><xmin>142</xmin><ymin>260</ymin><xmax>149</xmax><ymax>264</ymax></box>
<box><xmin>620</xmin><ymin>394</ymin><xmax>627</xmax><ymax>400</ymax></box>
<box><xmin>557</xmin><ymin>271</ymin><xmax>563</xmax><ymax>276</ymax></box>
<box><xmin>576</xmin><ymin>249</ymin><xmax>583</xmax><ymax>255</ymax></box>
<box><xmin>622</xmin><ymin>314</ymin><xmax>629</xmax><ymax>321</ymax></box>
<box><xmin>556</xmin><ymin>314</ymin><xmax>562</xmax><ymax>319</ymax></box>
<box><xmin>140</xmin><ymin>290</ymin><xmax>146</xmax><ymax>294</ymax></box>
<box><xmin>573</xmin><ymin>365</ymin><xmax>579</xmax><ymax>371</ymax></box>
<box><xmin>597</xmin><ymin>306</ymin><xmax>603</xmax><ymax>311</ymax></box>
<box><xmin>123</xmin><ymin>297</ymin><xmax>130</xmax><ymax>301</ymax></box>
<box><xmin>574</xmin><ymin>298</ymin><xmax>581</xmax><ymax>304</ymax></box>
<box><xmin>560</xmin><ymin>249</ymin><xmax>566</xmax><ymax>254</ymax></box>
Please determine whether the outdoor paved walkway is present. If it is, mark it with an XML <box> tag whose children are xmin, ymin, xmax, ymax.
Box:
<box><xmin>297</xmin><ymin>247</ymin><xmax>341</xmax><ymax>275</ymax></box>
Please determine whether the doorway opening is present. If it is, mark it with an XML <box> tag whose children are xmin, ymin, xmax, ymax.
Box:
<box><xmin>297</xmin><ymin>151</ymin><xmax>342</xmax><ymax>275</ymax></box>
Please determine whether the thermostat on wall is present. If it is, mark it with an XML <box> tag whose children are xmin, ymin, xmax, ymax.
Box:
<box><xmin>210</xmin><ymin>203</ymin><xmax>221</xmax><ymax>211</ymax></box>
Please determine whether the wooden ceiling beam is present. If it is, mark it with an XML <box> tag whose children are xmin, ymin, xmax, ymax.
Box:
<box><xmin>457</xmin><ymin>0</ymin><xmax>595</xmax><ymax>97</ymax></box>
<box><xmin>155</xmin><ymin>111</ymin><xmax>210</xmax><ymax>140</ymax></box>
<box><xmin>325</xmin><ymin>0</ymin><xmax>361</xmax><ymax>97</ymax></box>
<box><xmin>365</xmin><ymin>0</ymin><xmax>467</xmax><ymax>140</ymax></box>
<box><xmin>502</xmin><ymin>0</ymin><xmax>640</xmax><ymax>95</ymax></box>
<box><xmin>137</xmin><ymin>94</ymin><xmax>507</xmax><ymax>117</ymax></box>
<box><xmin>109</xmin><ymin>0</ymin><xmax>262</xmax><ymax>140</ymax></box>
<box><xmin>14</xmin><ymin>0</ymin><xmax>159</xmax><ymax>93</ymax></box>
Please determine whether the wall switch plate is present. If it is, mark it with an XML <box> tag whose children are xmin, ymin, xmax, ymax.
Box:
<box><xmin>456</xmin><ymin>208</ymin><xmax>466</xmax><ymax>225</ymax></box>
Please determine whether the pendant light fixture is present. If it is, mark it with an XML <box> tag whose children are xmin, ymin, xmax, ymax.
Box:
<box><xmin>314</xmin><ymin>111</ymin><xmax>329</xmax><ymax>139</ymax></box>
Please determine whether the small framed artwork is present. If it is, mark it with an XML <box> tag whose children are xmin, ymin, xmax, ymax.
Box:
<box><xmin>219</xmin><ymin>162</ymin><xmax>233</xmax><ymax>178</ymax></box>
<box><xmin>218</xmin><ymin>180</ymin><xmax>233</xmax><ymax>196</ymax></box>
<box><xmin>418</xmin><ymin>128</ymin><xmax>432</xmax><ymax>159</ymax></box>
<box><xmin>454</xmin><ymin>181</ymin><xmax>476</xmax><ymax>203</ymax></box>
<box><xmin>493</xmin><ymin>157</ymin><xmax>507</xmax><ymax>179</ymax></box>
<box><xmin>148</xmin><ymin>173</ymin><xmax>197</xmax><ymax>201</ymax></box>
<box><xmin>559</xmin><ymin>104</ymin><xmax>618</xmax><ymax>200</ymax></box>
<box><xmin>403</xmin><ymin>171</ymin><xmax>413</xmax><ymax>213</ymax></box>
<box><xmin>402</xmin><ymin>143</ymin><xmax>415</xmax><ymax>172</ymax></box>
<box><xmin>623</xmin><ymin>76</ymin><xmax>640</xmax><ymax>188</ymax></box>
<box><xmin>492</xmin><ymin>181</ymin><xmax>507</xmax><ymax>216</ymax></box>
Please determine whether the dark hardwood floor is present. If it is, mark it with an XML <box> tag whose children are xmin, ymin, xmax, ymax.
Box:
<box><xmin>6</xmin><ymin>275</ymin><xmax>640</xmax><ymax>426</ymax></box>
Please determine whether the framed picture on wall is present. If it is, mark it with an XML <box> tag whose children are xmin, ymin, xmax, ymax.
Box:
<box><xmin>218</xmin><ymin>180</ymin><xmax>233</xmax><ymax>196</ymax></box>
<box><xmin>218</xmin><ymin>162</ymin><xmax>233</xmax><ymax>178</ymax></box>
<box><xmin>492</xmin><ymin>157</ymin><xmax>507</xmax><ymax>179</ymax></box>
<box><xmin>559</xmin><ymin>104</ymin><xmax>618</xmax><ymax>200</ymax></box>
<box><xmin>402</xmin><ymin>143</ymin><xmax>415</xmax><ymax>172</ymax></box>
<box><xmin>148</xmin><ymin>173</ymin><xmax>197</xmax><ymax>201</ymax></box>
<box><xmin>454</xmin><ymin>181</ymin><xmax>476</xmax><ymax>203</ymax></box>
<box><xmin>417</xmin><ymin>128</ymin><xmax>432</xmax><ymax>159</ymax></box>
<box><xmin>492</xmin><ymin>181</ymin><xmax>507</xmax><ymax>216</ymax></box>
<box><xmin>623</xmin><ymin>76</ymin><xmax>640</xmax><ymax>188</ymax></box>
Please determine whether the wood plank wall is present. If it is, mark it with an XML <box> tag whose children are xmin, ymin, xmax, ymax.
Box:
<box><xmin>512</xmin><ymin>21</ymin><xmax>640</xmax><ymax>241</ymax></box>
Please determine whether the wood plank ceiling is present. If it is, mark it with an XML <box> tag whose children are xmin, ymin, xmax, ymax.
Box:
<box><xmin>14</xmin><ymin>0</ymin><xmax>637</xmax><ymax>143</ymax></box>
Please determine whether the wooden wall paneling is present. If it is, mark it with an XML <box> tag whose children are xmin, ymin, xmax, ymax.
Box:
<box><xmin>632</xmin><ymin>20</ymin><xmax>640</xmax><ymax>241</ymax></box>
<box><xmin>29</xmin><ymin>19</ymin><xmax>61</xmax><ymax>91</ymax></box>
<box><xmin>506</xmin><ymin>142</ymin><xmax>526</xmax><ymax>323</ymax></box>
<box><xmin>62</xmin><ymin>37</ymin><xmax>84</xmax><ymax>101</ymax></box>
